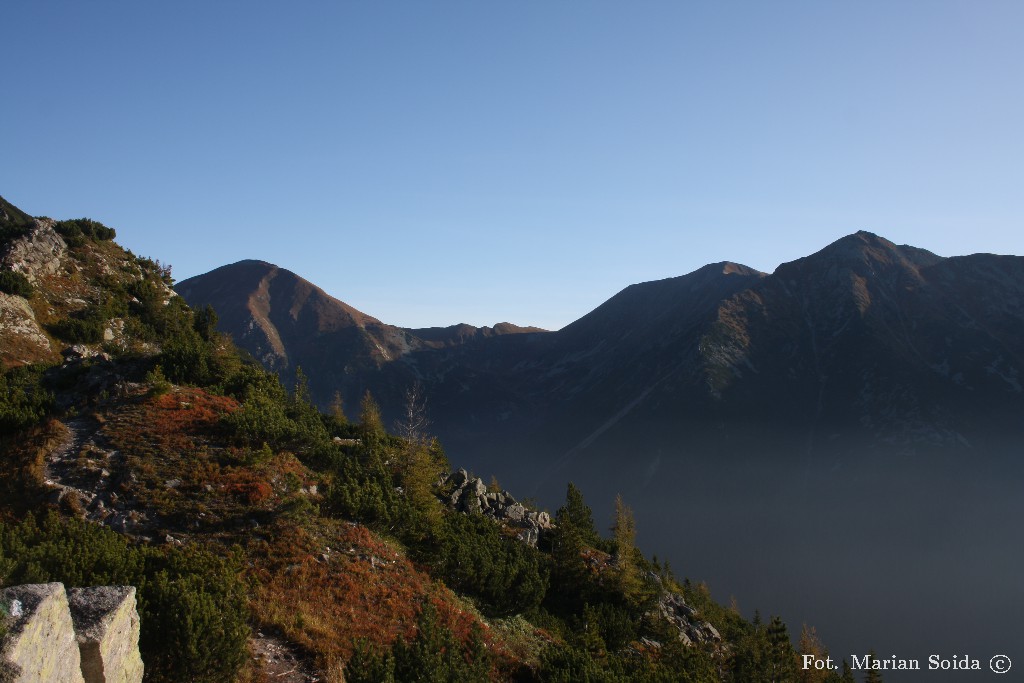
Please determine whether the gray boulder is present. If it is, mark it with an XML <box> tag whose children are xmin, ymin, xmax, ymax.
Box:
<box><xmin>0</xmin><ymin>219</ymin><xmax>67</xmax><ymax>284</ymax></box>
<box><xmin>67</xmin><ymin>587</ymin><xmax>144</xmax><ymax>683</ymax></box>
<box><xmin>0</xmin><ymin>583</ymin><xmax>85</xmax><ymax>683</ymax></box>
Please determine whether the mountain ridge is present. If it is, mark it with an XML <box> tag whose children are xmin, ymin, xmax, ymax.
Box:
<box><xmin>177</xmin><ymin>234</ymin><xmax>1024</xmax><ymax>460</ymax></box>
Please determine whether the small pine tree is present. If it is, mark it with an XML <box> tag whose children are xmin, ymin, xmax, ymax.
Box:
<box><xmin>557</xmin><ymin>482</ymin><xmax>599</xmax><ymax>545</ymax></box>
<box><xmin>402</xmin><ymin>441</ymin><xmax>444</xmax><ymax>537</ymax></box>
<box><xmin>767</xmin><ymin>615</ymin><xmax>798</xmax><ymax>683</ymax></box>
<box><xmin>359</xmin><ymin>390</ymin><xmax>383</xmax><ymax>437</ymax></box>
<box><xmin>864</xmin><ymin>651</ymin><xmax>884</xmax><ymax>683</ymax></box>
<box><xmin>329</xmin><ymin>390</ymin><xmax>347</xmax><ymax>428</ymax></box>
<box><xmin>611</xmin><ymin>493</ymin><xmax>644</xmax><ymax>605</ymax></box>
<box><xmin>547</xmin><ymin>483</ymin><xmax>599</xmax><ymax>613</ymax></box>
<box><xmin>729</xmin><ymin>595</ymin><xmax>741</xmax><ymax>615</ymax></box>
<box><xmin>193</xmin><ymin>304</ymin><xmax>218</xmax><ymax>342</ymax></box>
<box><xmin>0</xmin><ymin>269</ymin><xmax>34</xmax><ymax>298</ymax></box>
<box><xmin>292</xmin><ymin>367</ymin><xmax>312</xmax><ymax>407</ymax></box>
<box><xmin>145</xmin><ymin>364</ymin><xmax>172</xmax><ymax>396</ymax></box>
<box><xmin>798</xmin><ymin>624</ymin><xmax>830</xmax><ymax>683</ymax></box>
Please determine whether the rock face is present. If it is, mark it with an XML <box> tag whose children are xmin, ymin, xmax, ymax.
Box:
<box><xmin>67</xmin><ymin>588</ymin><xmax>143</xmax><ymax>683</ymax></box>
<box><xmin>0</xmin><ymin>583</ymin><xmax>85</xmax><ymax>683</ymax></box>
<box><xmin>440</xmin><ymin>469</ymin><xmax>553</xmax><ymax>546</ymax></box>
<box><xmin>0</xmin><ymin>292</ymin><xmax>53</xmax><ymax>363</ymax></box>
<box><xmin>653</xmin><ymin>584</ymin><xmax>721</xmax><ymax>647</ymax></box>
<box><xmin>0</xmin><ymin>219</ymin><xmax>67</xmax><ymax>284</ymax></box>
<box><xmin>0</xmin><ymin>584</ymin><xmax>142</xmax><ymax>683</ymax></box>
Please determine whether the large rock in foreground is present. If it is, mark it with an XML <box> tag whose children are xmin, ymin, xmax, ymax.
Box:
<box><xmin>68</xmin><ymin>587</ymin><xmax>143</xmax><ymax>683</ymax></box>
<box><xmin>0</xmin><ymin>584</ymin><xmax>142</xmax><ymax>683</ymax></box>
<box><xmin>0</xmin><ymin>583</ymin><xmax>85</xmax><ymax>683</ymax></box>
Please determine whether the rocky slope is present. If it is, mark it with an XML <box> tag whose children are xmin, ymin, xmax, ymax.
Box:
<box><xmin>0</xmin><ymin>206</ymin><xmax>175</xmax><ymax>370</ymax></box>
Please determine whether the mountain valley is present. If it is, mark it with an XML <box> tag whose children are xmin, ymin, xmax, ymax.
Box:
<box><xmin>178</xmin><ymin>230</ymin><xmax>1024</xmax><ymax>682</ymax></box>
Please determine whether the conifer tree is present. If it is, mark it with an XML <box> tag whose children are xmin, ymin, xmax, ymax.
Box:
<box><xmin>359</xmin><ymin>389</ymin><xmax>383</xmax><ymax>437</ymax></box>
<box><xmin>392</xmin><ymin>384</ymin><xmax>443</xmax><ymax>536</ymax></box>
<box><xmin>548</xmin><ymin>483</ymin><xmax>599</xmax><ymax>612</ymax></box>
<box><xmin>797</xmin><ymin>624</ymin><xmax>830</xmax><ymax>683</ymax></box>
<box><xmin>556</xmin><ymin>482</ymin><xmax>599</xmax><ymax>545</ymax></box>
<box><xmin>730</xmin><ymin>617</ymin><xmax>771</xmax><ymax>682</ymax></box>
<box><xmin>864</xmin><ymin>651</ymin><xmax>884</xmax><ymax>683</ymax></box>
<box><xmin>194</xmin><ymin>304</ymin><xmax>218</xmax><ymax>342</ymax></box>
<box><xmin>766</xmin><ymin>615</ymin><xmax>798</xmax><ymax>683</ymax></box>
<box><xmin>329</xmin><ymin>390</ymin><xmax>347</xmax><ymax>428</ymax></box>
<box><xmin>292</xmin><ymin>367</ymin><xmax>312</xmax><ymax>407</ymax></box>
<box><xmin>402</xmin><ymin>440</ymin><xmax>444</xmax><ymax>537</ymax></box>
<box><xmin>611</xmin><ymin>494</ymin><xmax>646</xmax><ymax>606</ymax></box>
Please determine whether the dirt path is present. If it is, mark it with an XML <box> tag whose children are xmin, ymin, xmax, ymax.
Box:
<box><xmin>250</xmin><ymin>630</ymin><xmax>322</xmax><ymax>682</ymax></box>
<box><xmin>44</xmin><ymin>416</ymin><xmax>94</xmax><ymax>484</ymax></box>
<box><xmin>42</xmin><ymin>415</ymin><xmax>152</xmax><ymax>536</ymax></box>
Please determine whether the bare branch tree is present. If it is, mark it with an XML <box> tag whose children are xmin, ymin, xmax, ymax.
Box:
<box><xmin>396</xmin><ymin>381</ymin><xmax>430</xmax><ymax>445</ymax></box>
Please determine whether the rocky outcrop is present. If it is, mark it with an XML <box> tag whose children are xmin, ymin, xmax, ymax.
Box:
<box><xmin>653</xmin><ymin>586</ymin><xmax>721</xmax><ymax>647</ymax></box>
<box><xmin>0</xmin><ymin>292</ymin><xmax>53</xmax><ymax>365</ymax></box>
<box><xmin>440</xmin><ymin>469</ymin><xmax>553</xmax><ymax>547</ymax></box>
<box><xmin>0</xmin><ymin>584</ymin><xmax>142</xmax><ymax>683</ymax></box>
<box><xmin>439</xmin><ymin>470</ymin><xmax>722</xmax><ymax>648</ymax></box>
<box><xmin>67</xmin><ymin>587</ymin><xmax>143</xmax><ymax>683</ymax></box>
<box><xmin>0</xmin><ymin>219</ymin><xmax>66</xmax><ymax>284</ymax></box>
<box><xmin>1</xmin><ymin>218</ymin><xmax>64</xmax><ymax>366</ymax></box>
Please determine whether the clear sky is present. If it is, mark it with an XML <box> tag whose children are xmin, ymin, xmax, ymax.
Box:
<box><xmin>3</xmin><ymin>1</ymin><xmax>1022</xmax><ymax>330</ymax></box>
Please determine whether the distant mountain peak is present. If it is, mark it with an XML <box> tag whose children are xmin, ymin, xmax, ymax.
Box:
<box><xmin>719</xmin><ymin>261</ymin><xmax>762</xmax><ymax>277</ymax></box>
<box><xmin>775</xmin><ymin>231</ymin><xmax>943</xmax><ymax>282</ymax></box>
<box><xmin>817</xmin><ymin>230</ymin><xmax>901</xmax><ymax>260</ymax></box>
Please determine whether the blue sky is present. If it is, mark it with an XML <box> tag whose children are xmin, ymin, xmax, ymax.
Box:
<box><xmin>4</xmin><ymin>1</ymin><xmax>1022</xmax><ymax>330</ymax></box>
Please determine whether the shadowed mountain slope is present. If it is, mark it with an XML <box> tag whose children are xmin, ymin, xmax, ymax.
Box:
<box><xmin>178</xmin><ymin>234</ymin><xmax>1024</xmax><ymax>463</ymax></box>
<box><xmin>175</xmin><ymin>260</ymin><xmax>544</xmax><ymax>417</ymax></box>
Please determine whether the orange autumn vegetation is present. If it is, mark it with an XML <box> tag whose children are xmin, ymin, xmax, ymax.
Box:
<box><xmin>248</xmin><ymin>520</ymin><xmax>504</xmax><ymax>675</ymax></box>
<box><xmin>94</xmin><ymin>386</ymin><xmax>518</xmax><ymax>678</ymax></box>
<box><xmin>100</xmin><ymin>388</ymin><xmax>319</xmax><ymax>530</ymax></box>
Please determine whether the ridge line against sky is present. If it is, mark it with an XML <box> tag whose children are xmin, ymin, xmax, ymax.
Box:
<box><xmin>3</xmin><ymin>1</ymin><xmax>1022</xmax><ymax>330</ymax></box>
